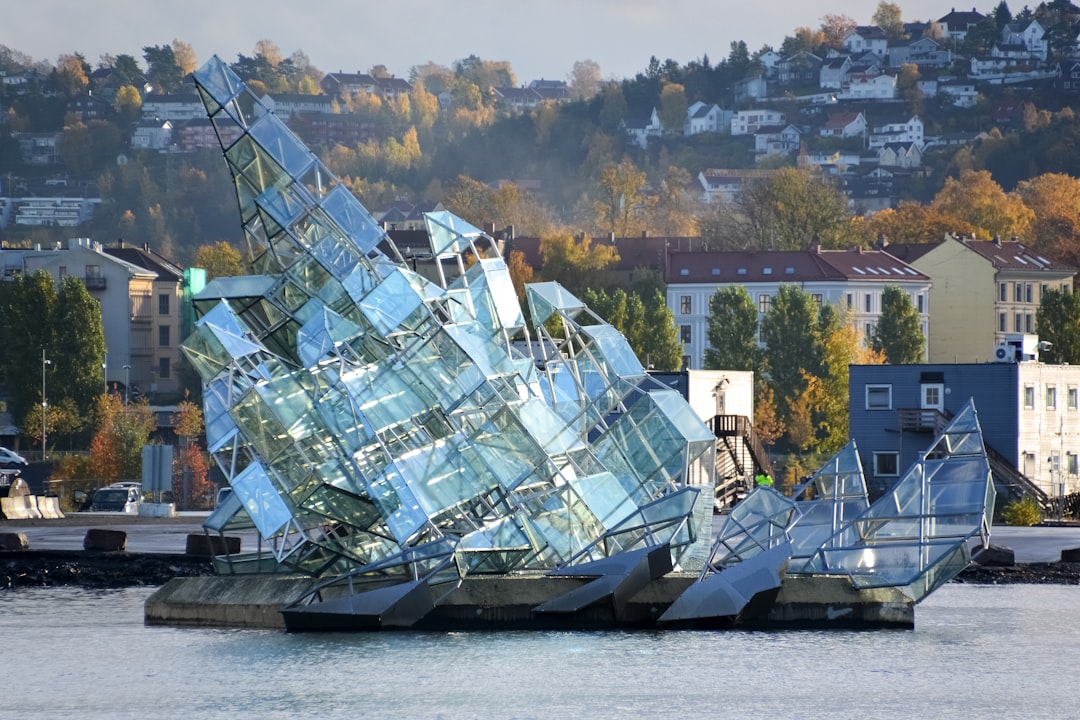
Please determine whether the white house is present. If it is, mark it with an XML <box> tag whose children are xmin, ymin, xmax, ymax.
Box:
<box><xmin>839</xmin><ymin>72</ymin><xmax>896</xmax><ymax>100</ymax></box>
<box><xmin>731</xmin><ymin>109</ymin><xmax>785</xmax><ymax>135</ymax></box>
<box><xmin>696</xmin><ymin>168</ymin><xmax>778</xmax><ymax>204</ymax></box>
<box><xmin>624</xmin><ymin>108</ymin><xmax>663</xmax><ymax>148</ymax></box>
<box><xmin>754</xmin><ymin>124</ymin><xmax>801</xmax><ymax>158</ymax></box>
<box><xmin>939</xmin><ymin>80</ymin><xmax>978</xmax><ymax>107</ymax></box>
<box><xmin>820</xmin><ymin>57</ymin><xmax>852</xmax><ymax>89</ymax></box>
<box><xmin>131</xmin><ymin>120</ymin><xmax>173</xmax><ymax>151</ymax></box>
<box><xmin>868</xmin><ymin>115</ymin><xmax>923</xmax><ymax>149</ymax></box>
<box><xmin>685</xmin><ymin>102</ymin><xmax>731</xmax><ymax>135</ymax></box>
<box><xmin>140</xmin><ymin>96</ymin><xmax>206</xmax><ymax>122</ymax></box>
<box><xmin>666</xmin><ymin>247</ymin><xmax>931</xmax><ymax>370</ymax></box>
<box><xmin>878</xmin><ymin>142</ymin><xmax>924</xmax><ymax>168</ymax></box>
<box><xmin>1002</xmin><ymin>19</ymin><xmax>1048</xmax><ymax>61</ymax></box>
<box><xmin>820</xmin><ymin>110</ymin><xmax>866</xmax><ymax>138</ymax></box>
<box><xmin>844</xmin><ymin>26</ymin><xmax>889</xmax><ymax>56</ymax></box>
<box><xmin>734</xmin><ymin>77</ymin><xmax>769</xmax><ymax>104</ymax></box>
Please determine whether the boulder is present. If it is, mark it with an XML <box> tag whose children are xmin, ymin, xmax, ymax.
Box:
<box><xmin>83</xmin><ymin>528</ymin><xmax>128</xmax><ymax>552</ymax></box>
<box><xmin>1060</xmin><ymin>547</ymin><xmax>1080</xmax><ymax>563</ymax></box>
<box><xmin>185</xmin><ymin>534</ymin><xmax>241</xmax><ymax>557</ymax></box>
<box><xmin>0</xmin><ymin>532</ymin><xmax>29</xmax><ymax>550</ymax></box>
<box><xmin>973</xmin><ymin>544</ymin><xmax>1015</xmax><ymax>567</ymax></box>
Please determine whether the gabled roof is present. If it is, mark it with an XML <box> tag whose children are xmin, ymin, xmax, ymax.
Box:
<box><xmin>963</xmin><ymin>238</ymin><xmax>1075</xmax><ymax>272</ymax></box>
<box><xmin>823</xmin><ymin>111</ymin><xmax>864</xmax><ymax>130</ymax></box>
<box><xmin>938</xmin><ymin>8</ymin><xmax>986</xmax><ymax>27</ymax></box>
<box><xmin>665</xmin><ymin>248</ymin><xmax>928</xmax><ymax>284</ymax></box>
<box><xmin>104</xmin><ymin>243</ymin><xmax>184</xmax><ymax>281</ymax></box>
<box><xmin>852</xmin><ymin>25</ymin><xmax>888</xmax><ymax>40</ymax></box>
<box><xmin>754</xmin><ymin>123</ymin><xmax>799</xmax><ymax>135</ymax></box>
<box><xmin>884</xmin><ymin>243</ymin><xmax>939</xmax><ymax>263</ymax></box>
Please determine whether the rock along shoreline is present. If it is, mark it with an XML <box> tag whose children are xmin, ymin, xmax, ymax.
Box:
<box><xmin>1</xmin><ymin>550</ymin><xmax>1078</xmax><ymax>591</ymax></box>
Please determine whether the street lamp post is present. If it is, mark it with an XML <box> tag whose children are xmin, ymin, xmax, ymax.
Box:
<box><xmin>41</xmin><ymin>348</ymin><xmax>51</xmax><ymax>458</ymax></box>
<box><xmin>123</xmin><ymin>364</ymin><xmax>131</xmax><ymax>406</ymax></box>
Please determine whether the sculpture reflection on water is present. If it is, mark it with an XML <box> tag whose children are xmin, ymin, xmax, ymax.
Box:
<box><xmin>183</xmin><ymin>56</ymin><xmax>717</xmax><ymax>626</ymax></box>
<box><xmin>184</xmin><ymin>56</ymin><xmax>994</xmax><ymax>629</ymax></box>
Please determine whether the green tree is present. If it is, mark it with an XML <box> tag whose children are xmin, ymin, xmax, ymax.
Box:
<box><xmin>1037</xmin><ymin>288</ymin><xmax>1080</xmax><ymax>365</ymax></box>
<box><xmin>54</xmin><ymin>276</ymin><xmax>107</xmax><ymax>419</ymax></box>
<box><xmin>870</xmin><ymin>286</ymin><xmax>926</xmax><ymax>364</ymax></box>
<box><xmin>639</xmin><ymin>289</ymin><xmax>683</xmax><ymax>371</ymax></box>
<box><xmin>142</xmin><ymin>44</ymin><xmax>184</xmax><ymax>93</ymax></box>
<box><xmin>760</xmin><ymin>285</ymin><xmax>821</xmax><ymax>432</ymax></box>
<box><xmin>0</xmin><ymin>271</ymin><xmax>57</xmax><ymax>438</ymax></box>
<box><xmin>703</xmin><ymin>286</ymin><xmax>758</xmax><ymax>372</ymax></box>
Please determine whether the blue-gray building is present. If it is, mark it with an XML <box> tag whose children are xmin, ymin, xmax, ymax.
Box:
<box><xmin>849</xmin><ymin>360</ymin><xmax>1080</xmax><ymax>503</ymax></box>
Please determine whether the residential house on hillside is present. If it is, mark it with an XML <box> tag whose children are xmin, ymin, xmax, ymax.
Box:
<box><xmin>777</xmin><ymin>51</ymin><xmax>823</xmax><ymax>86</ymax></box>
<box><xmin>849</xmin><ymin>361</ymin><xmax>1080</xmax><ymax>499</ymax></box>
<box><xmin>935</xmin><ymin>7</ymin><xmax>986</xmax><ymax>43</ymax></box>
<box><xmin>131</xmin><ymin>119</ymin><xmax>173</xmax><ymax>151</ymax></box>
<box><xmin>696</xmin><ymin>168</ymin><xmax>778</xmax><ymax>204</ymax></box>
<box><xmin>887</xmin><ymin>36</ymin><xmax>952</xmax><ymax>69</ymax></box>
<box><xmin>1002</xmin><ymin>19</ymin><xmax>1048</xmax><ymax>61</ymax></box>
<box><xmin>666</xmin><ymin>247</ymin><xmax>930</xmax><ymax>370</ymax></box>
<box><xmin>321</xmin><ymin>72</ymin><xmax>412</xmax><ymax>100</ymax></box>
<box><xmin>731</xmin><ymin>109</ymin><xmax>785</xmax><ymax>135</ymax></box>
<box><xmin>734</xmin><ymin>77</ymin><xmax>769</xmax><ymax>104</ymax></box>
<box><xmin>820</xmin><ymin>57</ymin><xmax>853</xmax><ymax>89</ymax></box>
<box><xmin>939</xmin><ymin>79</ymin><xmax>978</xmax><ymax>107</ymax></box>
<box><xmin>820</xmin><ymin>110</ymin><xmax>866</xmax><ymax>138</ymax></box>
<box><xmin>141</xmin><ymin>95</ymin><xmax>205</xmax><ymax>123</ymax></box>
<box><xmin>624</xmin><ymin>108</ymin><xmax>663</xmax><ymax>148</ymax></box>
<box><xmin>844</xmin><ymin>26</ymin><xmax>889</xmax><ymax>55</ymax></box>
<box><xmin>877</xmin><ymin>141</ymin><xmax>923</xmax><ymax>168</ymax></box>
<box><xmin>176</xmin><ymin>118</ymin><xmax>243</xmax><ymax>152</ymax></box>
<box><xmin>258</xmin><ymin>93</ymin><xmax>334</xmax><ymax>119</ymax></box>
<box><xmin>753</xmin><ymin>124</ymin><xmax>800</xmax><ymax>160</ymax></box>
<box><xmin>839</xmin><ymin>72</ymin><xmax>897</xmax><ymax>100</ymax></box>
<box><xmin>868</xmin><ymin>114</ymin><xmax>923</xmax><ymax>149</ymax></box>
<box><xmin>885</xmin><ymin>236</ymin><xmax>1075</xmax><ymax>364</ymax></box>
<box><xmin>685</xmin><ymin>102</ymin><xmax>730</xmax><ymax>135</ymax></box>
<box><xmin>528</xmin><ymin>79</ymin><xmax>570</xmax><ymax>102</ymax></box>
<box><xmin>289</xmin><ymin>113</ymin><xmax>379</xmax><ymax>148</ymax></box>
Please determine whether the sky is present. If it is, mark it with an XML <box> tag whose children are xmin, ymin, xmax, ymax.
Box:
<box><xmin>6</xmin><ymin>0</ymin><xmax>969</xmax><ymax>83</ymax></box>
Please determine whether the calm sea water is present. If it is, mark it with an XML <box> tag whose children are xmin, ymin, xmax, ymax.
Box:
<box><xmin>0</xmin><ymin>583</ymin><xmax>1076</xmax><ymax>720</ymax></box>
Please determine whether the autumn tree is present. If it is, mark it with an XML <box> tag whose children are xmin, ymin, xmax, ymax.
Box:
<box><xmin>593</xmin><ymin>159</ymin><xmax>649</xmax><ymax>237</ymax></box>
<box><xmin>872</xmin><ymin>1</ymin><xmax>905</xmax><ymax>40</ymax></box>
<box><xmin>652</xmin><ymin>166</ymin><xmax>701</xmax><ymax>236</ymax></box>
<box><xmin>195</xmin><ymin>241</ymin><xmax>245</xmax><ymax>279</ymax></box>
<box><xmin>172</xmin><ymin>397</ymin><xmax>212</xmax><ymax>509</ymax></box>
<box><xmin>539</xmin><ymin>233</ymin><xmax>618</xmax><ymax>297</ymax></box>
<box><xmin>820</xmin><ymin>14</ymin><xmax>858</xmax><ymax>48</ymax></box>
<box><xmin>114</xmin><ymin>84</ymin><xmax>142</xmax><ymax>124</ymax></box>
<box><xmin>171</xmin><ymin>38</ymin><xmax>198</xmax><ymax>75</ymax></box>
<box><xmin>409</xmin><ymin>78</ymin><xmax>439</xmax><ymax>131</ymax></box>
<box><xmin>703</xmin><ymin>286</ymin><xmax>759</xmax><ymax>372</ymax></box>
<box><xmin>812</xmin><ymin>305</ymin><xmax>883</xmax><ymax>454</ymax></box>
<box><xmin>568</xmin><ymin>59</ymin><xmax>602</xmax><ymax>101</ymax></box>
<box><xmin>1037</xmin><ymin>288</ymin><xmax>1080</xmax><ymax>365</ymax></box>
<box><xmin>658</xmin><ymin>81</ymin><xmax>688</xmax><ymax>135</ymax></box>
<box><xmin>712</xmin><ymin>168</ymin><xmax>857</xmax><ymax>250</ymax></box>
<box><xmin>930</xmin><ymin>170</ymin><xmax>1035</xmax><ymax>240</ymax></box>
<box><xmin>89</xmin><ymin>394</ymin><xmax>155</xmax><ymax>481</ymax></box>
<box><xmin>858</xmin><ymin>201</ymin><xmax>977</xmax><ymax>246</ymax></box>
<box><xmin>53</xmin><ymin>53</ymin><xmax>89</xmax><ymax>97</ymax></box>
<box><xmin>1016</xmin><ymin>173</ymin><xmax>1080</xmax><ymax>266</ymax></box>
<box><xmin>870</xmin><ymin>286</ymin><xmax>926</xmax><ymax>364</ymax></box>
<box><xmin>506</xmin><ymin>249</ymin><xmax>535</xmax><ymax>308</ymax></box>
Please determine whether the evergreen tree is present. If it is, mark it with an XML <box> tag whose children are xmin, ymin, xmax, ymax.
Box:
<box><xmin>703</xmin><ymin>286</ymin><xmax>758</xmax><ymax>372</ymax></box>
<box><xmin>1037</xmin><ymin>288</ymin><xmax>1080</xmax><ymax>365</ymax></box>
<box><xmin>870</xmin><ymin>286</ymin><xmax>926</xmax><ymax>364</ymax></box>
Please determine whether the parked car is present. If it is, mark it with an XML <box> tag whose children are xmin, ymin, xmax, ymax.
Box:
<box><xmin>89</xmin><ymin>483</ymin><xmax>142</xmax><ymax>513</ymax></box>
<box><xmin>0</xmin><ymin>447</ymin><xmax>28</xmax><ymax>470</ymax></box>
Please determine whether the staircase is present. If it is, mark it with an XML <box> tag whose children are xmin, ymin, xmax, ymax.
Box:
<box><xmin>709</xmin><ymin>415</ymin><xmax>774</xmax><ymax>511</ymax></box>
<box><xmin>898</xmin><ymin>407</ymin><xmax>1051</xmax><ymax>512</ymax></box>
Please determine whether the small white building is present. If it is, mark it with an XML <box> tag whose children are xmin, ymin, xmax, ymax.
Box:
<box><xmin>685</xmin><ymin>102</ymin><xmax>731</xmax><ymax>135</ymax></box>
<box><xmin>731</xmin><ymin>109</ymin><xmax>786</xmax><ymax>136</ymax></box>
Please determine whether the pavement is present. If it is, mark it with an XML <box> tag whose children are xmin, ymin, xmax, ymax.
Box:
<box><xmin>4</xmin><ymin>513</ymin><xmax>1080</xmax><ymax>563</ymax></box>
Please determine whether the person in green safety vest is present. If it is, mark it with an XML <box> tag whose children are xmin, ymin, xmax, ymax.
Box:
<box><xmin>755</xmin><ymin>472</ymin><xmax>773</xmax><ymax>487</ymax></box>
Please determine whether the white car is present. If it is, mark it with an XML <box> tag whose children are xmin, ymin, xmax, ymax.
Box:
<box><xmin>0</xmin><ymin>447</ymin><xmax>28</xmax><ymax>469</ymax></box>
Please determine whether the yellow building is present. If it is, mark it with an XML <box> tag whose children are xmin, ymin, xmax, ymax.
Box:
<box><xmin>887</xmin><ymin>236</ymin><xmax>1075</xmax><ymax>364</ymax></box>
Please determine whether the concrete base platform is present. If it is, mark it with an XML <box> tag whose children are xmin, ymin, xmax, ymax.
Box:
<box><xmin>145</xmin><ymin>572</ymin><xmax>915</xmax><ymax>631</ymax></box>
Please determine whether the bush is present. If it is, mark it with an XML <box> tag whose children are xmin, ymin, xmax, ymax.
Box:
<box><xmin>1001</xmin><ymin>496</ymin><xmax>1043</xmax><ymax>526</ymax></box>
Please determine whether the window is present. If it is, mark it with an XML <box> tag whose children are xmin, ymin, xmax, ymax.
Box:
<box><xmin>682</xmin><ymin>355</ymin><xmax>691</xmax><ymax>370</ymax></box>
<box><xmin>1047</xmin><ymin>385</ymin><xmax>1057</xmax><ymax>410</ymax></box>
<box><xmin>1068</xmin><ymin>387</ymin><xmax>1077</xmax><ymax>410</ymax></box>
<box><xmin>1026</xmin><ymin>313</ymin><xmax>1033</xmax><ymax>333</ymax></box>
<box><xmin>873</xmin><ymin>451</ymin><xmax>900</xmax><ymax>477</ymax></box>
<box><xmin>58</xmin><ymin>266</ymin><xmax>67</xmax><ymax>280</ymax></box>
<box><xmin>866</xmin><ymin>384</ymin><xmax>892</xmax><ymax>410</ymax></box>
<box><xmin>680</xmin><ymin>296</ymin><xmax>691</xmax><ymax>314</ymax></box>
<box><xmin>999</xmin><ymin>283</ymin><xmax>1007</xmax><ymax>302</ymax></box>
<box><xmin>1026</xmin><ymin>283</ymin><xmax>1033</xmax><ymax>303</ymax></box>
<box><xmin>846</xmin><ymin>293</ymin><xmax>853</xmax><ymax>308</ymax></box>
<box><xmin>917</xmin><ymin>294</ymin><xmax>925</xmax><ymax>313</ymax></box>
<box><xmin>1014</xmin><ymin>283</ymin><xmax>1023</xmax><ymax>302</ymax></box>
<box><xmin>1024</xmin><ymin>385</ymin><xmax>1035</xmax><ymax>409</ymax></box>
<box><xmin>811</xmin><ymin>293</ymin><xmax>823</xmax><ymax>305</ymax></box>
<box><xmin>865</xmin><ymin>293</ymin><xmax>872</xmax><ymax>312</ymax></box>
<box><xmin>1042</xmin><ymin>283</ymin><xmax>1050</xmax><ymax>300</ymax></box>
<box><xmin>865</xmin><ymin>322</ymin><xmax>874</xmax><ymax>338</ymax></box>
<box><xmin>679</xmin><ymin>325</ymin><xmax>691</xmax><ymax>344</ymax></box>
<box><xmin>999</xmin><ymin>312</ymin><xmax>1007</xmax><ymax>332</ymax></box>
<box><xmin>159</xmin><ymin>293</ymin><xmax>170</xmax><ymax>315</ymax></box>
<box><xmin>158</xmin><ymin>357</ymin><xmax>170</xmax><ymax>379</ymax></box>
<box><xmin>158</xmin><ymin>325</ymin><xmax>170</xmax><ymax>347</ymax></box>
<box><xmin>1015</xmin><ymin>313</ymin><xmax>1023</xmax><ymax>332</ymax></box>
<box><xmin>1069</xmin><ymin>453</ymin><xmax>1079</xmax><ymax>476</ymax></box>
<box><xmin>759</xmin><ymin>294</ymin><xmax>771</xmax><ymax>313</ymax></box>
